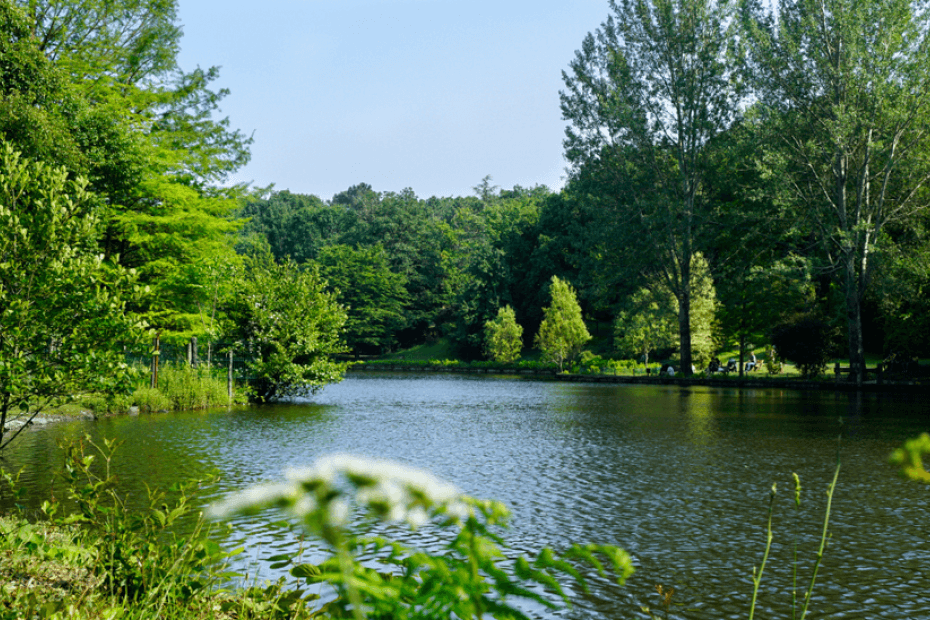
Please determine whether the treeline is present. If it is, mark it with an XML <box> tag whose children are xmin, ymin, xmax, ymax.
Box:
<box><xmin>231</xmin><ymin>0</ymin><xmax>930</xmax><ymax>384</ymax></box>
<box><xmin>3</xmin><ymin>0</ymin><xmax>930</xmax><ymax>422</ymax></box>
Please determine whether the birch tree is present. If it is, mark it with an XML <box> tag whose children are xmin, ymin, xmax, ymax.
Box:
<box><xmin>741</xmin><ymin>0</ymin><xmax>930</xmax><ymax>383</ymax></box>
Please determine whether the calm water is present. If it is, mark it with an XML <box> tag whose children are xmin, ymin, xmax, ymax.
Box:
<box><xmin>3</xmin><ymin>372</ymin><xmax>930</xmax><ymax>619</ymax></box>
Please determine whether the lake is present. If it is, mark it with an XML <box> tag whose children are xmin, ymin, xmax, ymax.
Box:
<box><xmin>3</xmin><ymin>372</ymin><xmax>929</xmax><ymax>619</ymax></box>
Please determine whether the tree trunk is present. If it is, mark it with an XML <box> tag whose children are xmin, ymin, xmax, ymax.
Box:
<box><xmin>678</xmin><ymin>250</ymin><xmax>693</xmax><ymax>375</ymax></box>
<box><xmin>845</xmin><ymin>254</ymin><xmax>866</xmax><ymax>386</ymax></box>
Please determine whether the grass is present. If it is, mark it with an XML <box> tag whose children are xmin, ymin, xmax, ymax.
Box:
<box><xmin>0</xmin><ymin>438</ymin><xmax>319</xmax><ymax>620</ymax></box>
<box><xmin>381</xmin><ymin>338</ymin><xmax>457</xmax><ymax>361</ymax></box>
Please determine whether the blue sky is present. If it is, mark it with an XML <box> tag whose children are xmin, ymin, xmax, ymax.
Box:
<box><xmin>175</xmin><ymin>0</ymin><xmax>611</xmax><ymax>201</ymax></box>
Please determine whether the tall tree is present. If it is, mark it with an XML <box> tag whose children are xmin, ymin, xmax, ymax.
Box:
<box><xmin>741</xmin><ymin>0</ymin><xmax>930</xmax><ymax>382</ymax></box>
<box><xmin>561</xmin><ymin>0</ymin><xmax>741</xmax><ymax>374</ymax></box>
<box><xmin>15</xmin><ymin>0</ymin><xmax>253</xmax><ymax>339</ymax></box>
<box><xmin>0</xmin><ymin>142</ymin><xmax>141</xmax><ymax>450</ymax></box>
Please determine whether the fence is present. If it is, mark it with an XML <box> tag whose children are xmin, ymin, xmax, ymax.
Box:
<box><xmin>128</xmin><ymin>336</ymin><xmax>256</xmax><ymax>401</ymax></box>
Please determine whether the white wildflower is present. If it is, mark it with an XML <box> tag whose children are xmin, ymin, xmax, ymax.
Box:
<box><xmin>406</xmin><ymin>506</ymin><xmax>429</xmax><ymax>529</ymax></box>
<box><xmin>207</xmin><ymin>482</ymin><xmax>294</xmax><ymax>519</ymax></box>
<box><xmin>328</xmin><ymin>498</ymin><xmax>350</xmax><ymax>525</ymax></box>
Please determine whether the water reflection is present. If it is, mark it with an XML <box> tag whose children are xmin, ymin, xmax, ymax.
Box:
<box><xmin>1</xmin><ymin>373</ymin><xmax>928</xmax><ymax>619</ymax></box>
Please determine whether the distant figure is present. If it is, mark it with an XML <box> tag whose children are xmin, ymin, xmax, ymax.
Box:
<box><xmin>745</xmin><ymin>351</ymin><xmax>758</xmax><ymax>372</ymax></box>
<box><xmin>667</xmin><ymin>365</ymin><xmax>675</xmax><ymax>376</ymax></box>
<box><xmin>709</xmin><ymin>356</ymin><xmax>721</xmax><ymax>373</ymax></box>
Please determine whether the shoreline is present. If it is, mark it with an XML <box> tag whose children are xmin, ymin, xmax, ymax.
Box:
<box><xmin>350</xmin><ymin>364</ymin><xmax>930</xmax><ymax>394</ymax></box>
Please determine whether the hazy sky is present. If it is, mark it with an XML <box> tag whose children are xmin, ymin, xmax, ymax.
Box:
<box><xmin>175</xmin><ymin>1</ymin><xmax>611</xmax><ymax>201</ymax></box>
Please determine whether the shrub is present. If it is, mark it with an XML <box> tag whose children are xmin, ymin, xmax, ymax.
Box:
<box><xmin>132</xmin><ymin>387</ymin><xmax>173</xmax><ymax>413</ymax></box>
<box><xmin>771</xmin><ymin>317</ymin><xmax>834</xmax><ymax>379</ymax></box>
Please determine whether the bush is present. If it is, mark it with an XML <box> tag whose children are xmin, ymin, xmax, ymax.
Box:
<box><xmin>771</xmin><ymin>317</ymin><xmax>834</xmax><ymax>379</ymax></box>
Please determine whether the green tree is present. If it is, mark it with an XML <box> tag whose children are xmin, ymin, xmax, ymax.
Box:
<box><xmin>442</xmin><ymin>188</ymin><xmax>544</xmax><ymax>358</ymax></box>
<box><xmin>224</xmin><ymin>247</ymin><xmax>347</xmax><ymax>402</ymax></box>
<box><xmin>535</xmin><ymin>276</ymin><xmax>591</xmax><ymax>371</ymax></box>
<box><xmin>614</xmin><ymin>287</ymin><xmax>678</xmax><ymax>367</ymax></box>
<box><xmin>317</xmin><ymin>244</ymin><xmax>409</xmax><ymax>355</ymax></box>
<box><xmin>0</xmin><ymin>142</ymin><xmax>141</xmax><ymax>450</ymax></box>
<box><xmin>484</xmin><ymin>306</ymin><xmax>524</xmax><ymax>363</ymax></box>
<box><xmin>561</xmin><ymin>0</ymin><xmax>741</xmax><ymax>375</ymax></box>
<box><xmin>741</xmin><ymin>0</ymin><xmax>930</xmax><ymax>383</ymax></box>
<box><xmin>237</xmin><ymin>190</ymin><xmax>350</xmax><ymax>263</ymax></box>
<box><xmin>12</xmin><ymin>0</ymin><xmax>253</xmax><ymax>339</ymax></box>
<box><xmin>615</xmin><ymin>254</ymin><xmax>719</xmax><ymax>368</ymax></box>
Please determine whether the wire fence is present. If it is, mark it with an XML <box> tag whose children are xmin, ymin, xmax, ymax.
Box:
<box><xmin>126</xmin><ymin>337</ymin><xmax>257</xmax><ymax>390</ymax></box>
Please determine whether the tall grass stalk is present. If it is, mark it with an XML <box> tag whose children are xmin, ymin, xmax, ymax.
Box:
<box><xmin>748</xmin><ymin>483</ymin><xmax>776</xmax><ymax>620</ymax></box>
<box><xmin>748</xmin><ymin>454</ymin><xmax>840</xmax><ymax>620</ymax></box>
<box><xmin>800</xmin><ymin>456</ymin><xmax>840</xmax><ymax>620</ymax></box>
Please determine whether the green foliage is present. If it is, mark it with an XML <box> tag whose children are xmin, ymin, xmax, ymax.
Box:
<box><xmin>741</xmin><ymin>0</ymin><xmax>930</xmax><ymax>379</ymax></box>
<box><xmin>687</xmin><ymin>253</ymin><xmax>720</xmax><ymax>368</ymax></box>
<box><xmin>771</xmin><ymin>316</ymin><xmax>835</xmax><ymax>379</ymax></box>
<box><xmin>615</xmin><ymin>255</ymin><xmax>718</xmax><ymax>368</ymax></box>
<box><xmin>748</xmin><ymin>459</ymin><xmax>840</xmax><ymax>620</ymax></box>
<box><xmin>211</xmin><ymin>454</ymin><xmax>634</xmax><ymax>620</ymax></box>
<box><xmin>0</xmin><ymin>142</ymin><xmax>142</xmax><ymax>451</ymax></box>
<box><xmin>484</xmin><ymin>305</ymin><xmax>524</xmax><ymax>363</ymax></box>
<box><xmin>615</xmin><ymin>287</ymin><xmax>678</xmax><ymax>367</ymax></box>
<box><xmin>237</xmin><ymin>190</ymin><xmax>349</xmax><ymax>263</ymax></box>
<box><xmin>441</xmin><ymin>186</ymin><xmax>546</xmax><ymax>358</ymax></box>
<box><xmin>561</xmin><ymin>0</ymin><xmax>739</xmax><ymax>372</ymax></box>
<box><xmin>318</xmin><ymin>244</ymin><xmax>410</xmax><ymax>355</ymax></box>
<box><xmin>149</xmin><ymin>362</ymin><xmax>234</xmax><ymax>411</ymax></box>
<box><xmin>763</xmin><ymin>346</ymin><xmax>783</xmax><ymax>376</ymax></box>
<box><xmin>535</xmin><ymin>276</ymin><xmax>591</xmax><ymax>372</ymax></box>
<box><xmin>224</xmin><ymin>246</ymin><xmax>348</xmax><ymax>401</ymax></box>
<box><xmin>38</xmin><ymin>436</ymin><xmax>238</xmax><ymax>609</ymax></box>
<box><xmin>889</xmin><ymin>433</ymin><xmax>930</xmax><ymax>484</ymax></box>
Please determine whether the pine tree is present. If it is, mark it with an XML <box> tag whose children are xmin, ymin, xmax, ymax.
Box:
<box><xmin>484</xmin><ymin>306</ymin><xmax>523</xmax><ymax>363</ymax></box>
<box><xmin>535</xmin><ymin>277</ymin><xmax>591</xmax><ymax>372</ymax></box>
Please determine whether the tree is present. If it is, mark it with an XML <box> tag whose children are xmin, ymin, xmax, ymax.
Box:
<box><xmin>771</xmin><ymin>315</ymin><xmax>836</xmax><ymax>379</ymax></box>
<box><xmin>11</xmin><ymin>0</ymin><xmax>253</xmax><ymax>339</ymax></box>
<box><xmin>535</xmin><ymin>277</ymin><xmax>591</xmax><ymax>371</ymax></box>
<box><xmin>614</xmin><ymin>287</ymin><xmax>678</xmax><ymax>367</ymax></box>
<box><xmin>484</xmin><ymin>306</ymin><xmax>524</xmax><ymax>363</ymax></box>
<box><xmin>561</xmin><ymin>0</ymin><xmax>741</xmax><ymax>375</ymax></box>
<box><xmin>717</xmin><ymin>256</ymin><xmax>815</xmax><ymax>376</ymax></box>
<box><xmin>614</xmin><ymin>253</ymin><xmax>719</xmax><ymax>368</ymax></box>
<box><xmin>237</xmin><ymin>190</ymin><xmax>349</xmax><ymax>263</ymax></box>
<box><xmin>442</xmin><ymin>188</ymin><xmax>544</xmax><ymax>358</ymax></box>
<box><xmin>224</xmin><ymin>247</ymin><xmax>347</xmax><ymax>402</ymax></box>
<box><xmin>741</xmin><ymin>0</ymin><xmax>930</xmax><ymax>383</ymax></box>
<box><xmin>0</xmin><ymin>142</ymin><xmax>141</xmax><ymax>451</ymax></box>
<box><xmin>317</xmin><ymin>244</ymin><xmax>409</xmax><ymax>355</ymax></box>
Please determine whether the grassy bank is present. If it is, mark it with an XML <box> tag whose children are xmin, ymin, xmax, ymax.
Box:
<box><xmin>0</xmin><ymin>439</ymin><xmax>317</xmax><ymax>620</ymax></box>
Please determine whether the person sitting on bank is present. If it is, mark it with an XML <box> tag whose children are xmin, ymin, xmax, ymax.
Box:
<box><xmin>709</xmin><ymin>356</ymin><xmax>721</xmax><ymax>373</ymax></box>
<box><xmin>745</xmin><ymin>351</ymin><xmax>758</xmax><ymax>372</ymax></box>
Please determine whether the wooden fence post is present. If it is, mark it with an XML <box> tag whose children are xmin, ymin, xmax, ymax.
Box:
<box><xmin>228</xmin><ymin>350</ymin><xmax>234</xmax><ymax>403</ymax></box>
<box><xmin>151</xmin><ymin>335</ymin><xmax>160</xmax><ymax>389</ymax></box>
<box><xmin>834</xmin><ymin>361</ymin><xmax>841</xmax><ymax>384</ymax></box>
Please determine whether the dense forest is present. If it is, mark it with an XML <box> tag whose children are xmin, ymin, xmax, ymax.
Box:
<box><xmin>2</xmin><ymin>0</ymin><xmax>930</xmax><ymax>406</ymax></box>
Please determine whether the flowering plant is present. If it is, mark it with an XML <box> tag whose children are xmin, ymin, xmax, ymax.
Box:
<box><xmin>211</xmin><ymin>454</ymin><xmax>634</xmax><ymax>619</ymax></box>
